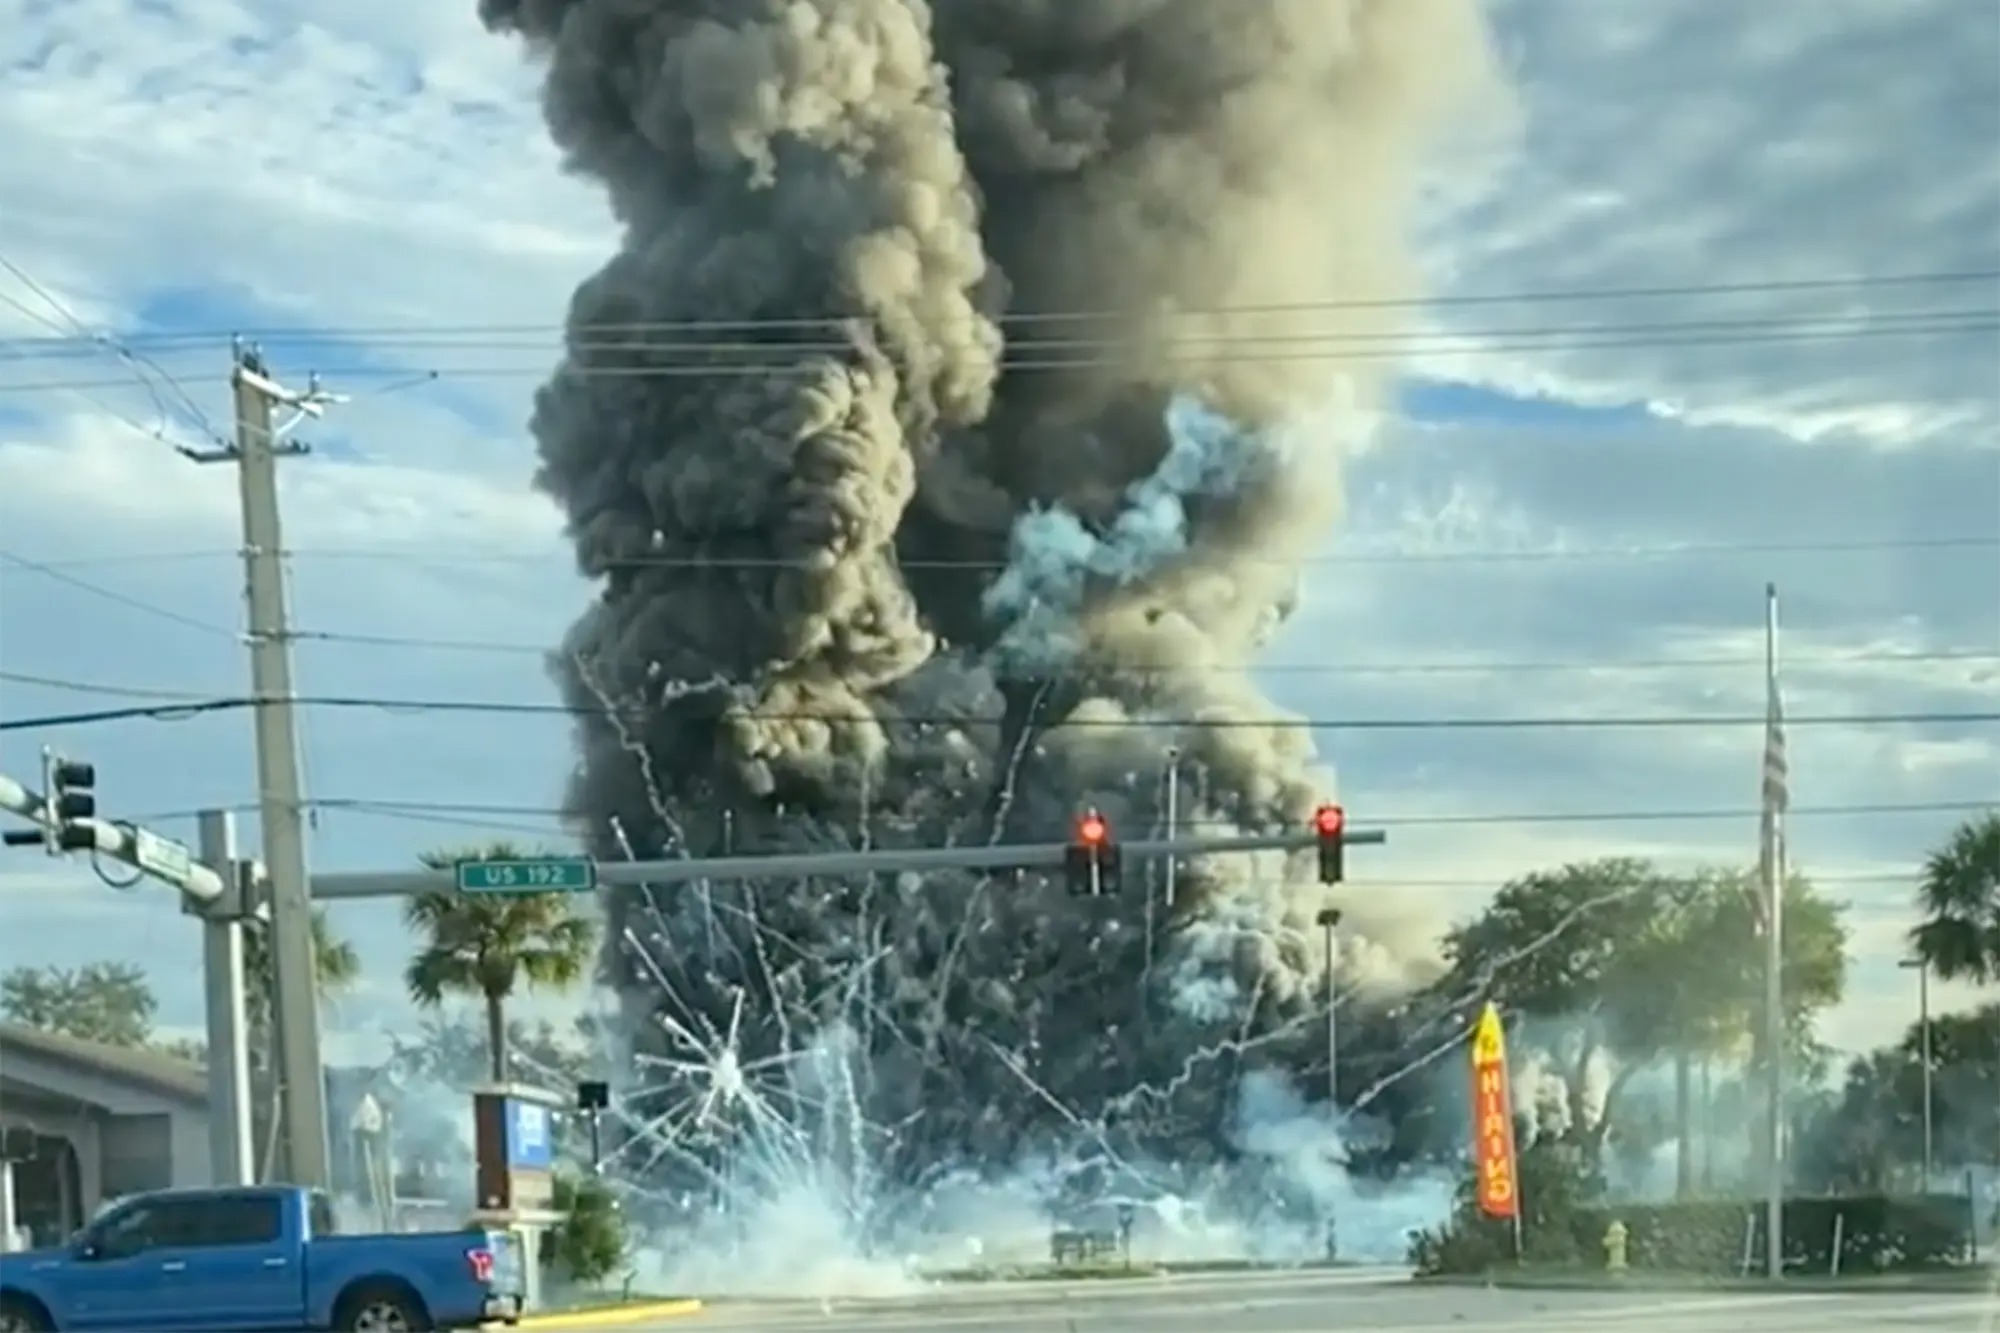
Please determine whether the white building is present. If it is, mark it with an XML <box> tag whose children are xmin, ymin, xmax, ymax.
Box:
<box><xmin>0</xmin><ymin>1023</ymin><xmax>212</xmax><ymax>1246</ymax></box>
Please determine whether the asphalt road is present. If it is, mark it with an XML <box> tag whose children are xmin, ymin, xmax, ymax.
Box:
<box><xmin>646</xmin><ymin>1267</ymin><xmax>1999</xmax><ymax>1333</ymax></box>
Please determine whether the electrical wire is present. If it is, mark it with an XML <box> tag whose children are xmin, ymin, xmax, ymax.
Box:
<box><xmin>116</xmin><ymin>797</ymin><xmax>1991</xmax><ymax>871</ymax></box>
<box><xmin>6</xmin><ymin>314</ymin><xmax>1993</xmax><ymax>395</ymax></box>
<box><xmin>215</xmin><ymin>794</ymin><xmax>2000</xmax><ymax>829</ymax></box>
<box><xmin>2</xmin><ymin>694</ymin><xmax>1995</xmax><ymax>734</ymax></box>
<box><xmin>0</xmin><ymin>550</ymin><xmax>241</xmax><ymax>640</ymax></box>
<box><xmin>0</xmin><ymin>250</ymin><xmax>224</xmax><ymax>446</ymax></box>
<box><xmin>3</xmin><ymin>646</ymin><xmax>1995</xmax><ymax>702</ymax></box>
<box><xmin>4</xmin><ymin>267</ymin><xmax>1995</xmax><ymax>351</ymax></box>
<box><xmin>13</xmin><ymin>534</ymin><xmax>1999</xmax><ymax>579</ymax></box>
<box><xmin>8</xmin><ymin>306</ymin><xmax>1993</xmax><ymax>365</ymax></box>
<box><xmin>7</xmin><ymin>536</ymin><xmax>1992</xmax><ymax>664</ymax></box>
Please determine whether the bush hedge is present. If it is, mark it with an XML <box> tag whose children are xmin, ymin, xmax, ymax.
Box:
<box><xmin>1576</xmin><ymin>1193</ymin><xmax>1973</xmax><ymax>1275</ymax></box>
<box><xmin>1409</xmin><ymin>1142</ymin><xmax>1978</xmax><ymax>1278</ymax></box>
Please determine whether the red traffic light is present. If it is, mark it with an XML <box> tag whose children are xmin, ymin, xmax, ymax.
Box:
<box><xmin>1076</xmin><ymin>811</ymin><xmax>1109</xmax><ymax>846</ymax></box>
<box><xmin>1314</xmin><ymin>803</ymin><xmax>1345</xmax><ymax>837</ymax></box>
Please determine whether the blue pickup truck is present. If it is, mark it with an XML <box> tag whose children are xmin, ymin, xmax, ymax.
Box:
<box><xmin>0</xmin><ymin>1184</ymin><xmax>522</xmax><ymax>1331</ymax></box>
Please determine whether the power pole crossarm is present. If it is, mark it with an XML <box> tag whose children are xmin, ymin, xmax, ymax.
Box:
<box><xmin>0</xmin><ymin>769</ymin><xmax>224</xmax><ymax>904</ymax></box>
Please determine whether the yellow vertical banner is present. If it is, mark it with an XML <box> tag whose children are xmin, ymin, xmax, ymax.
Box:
<box><xmin>1469</xmin><ymin>1002</ymin><xmax>1521</xmax><ymax>1221</ymax></box>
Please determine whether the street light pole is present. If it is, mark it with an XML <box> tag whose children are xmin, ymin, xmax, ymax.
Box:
<box><xmin>1900</xmin><ymin>957</ymin><xmax>1933</xmax><ymax>1186</ymax></box>
<box><xmin>1318</xmin><ymin>907</ymin><xmax>1342</xmax><ymax>1109</ymax></box>
<box><xmin>1317</xmin><ymin>905</ymin><xmax>1342</xmax><ymax>1261</ymax></box>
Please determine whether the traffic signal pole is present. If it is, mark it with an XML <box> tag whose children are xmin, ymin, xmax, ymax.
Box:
<box><xmin>307</xmin><ymin>827</ymin><xmax>1386</xmax><ymax>900</ymax></box>
<box><xmin>1</xmin><ymin>770</ymin><xmax>261</xmax><ymax>1185</ymax></box>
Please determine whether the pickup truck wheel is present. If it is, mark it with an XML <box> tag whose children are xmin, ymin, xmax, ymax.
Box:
<box><xmin>335</xmin><ymin>1283</ymin><xmax>431</xmax><ymax>1333</ymax></box>
<box><xmin>0</xmin><ymin>1294</ymin><xmax>53</xmax><ymax>1333</ymax></box>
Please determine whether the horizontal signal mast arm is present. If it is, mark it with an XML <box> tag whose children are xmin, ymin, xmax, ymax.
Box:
<box><xmin>310</xmin><ymin>827</ymin><xmax>1387</xmax><ymax>900</ymax></box>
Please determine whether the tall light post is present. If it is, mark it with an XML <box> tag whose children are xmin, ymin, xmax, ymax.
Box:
<box><xmin>1317</xmin><ymin>907</ymin><xmax>1343</xmax><ymax>1108</ymax></box>
<box><xmin>1899</xmin><ymin>956</ymin><xmax>1933</xmax><ymax>1186</ymax></box>
<box><xmin>1316</xmin><ymin>905</ymin><xmax>1342</xmax><ymax>1261</ymax></box>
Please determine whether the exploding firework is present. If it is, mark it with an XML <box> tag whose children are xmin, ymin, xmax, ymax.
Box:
<box><xmin>480</xmin><ymin>0</ymin><xmax>1503</xmax><ymax>1285</ymax></box>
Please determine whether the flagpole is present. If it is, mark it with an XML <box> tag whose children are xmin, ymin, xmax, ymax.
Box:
<box><xmin>1762</xmin><ymin>581</ymin><xmax>1786</xmax><ymax>1280</ymax></box>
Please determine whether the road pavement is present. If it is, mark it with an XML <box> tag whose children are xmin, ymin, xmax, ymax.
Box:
<box><xmin>617</xmin><ymin>1266</ymin><xmax>2000</xmax><ymax>1331</ymax></box>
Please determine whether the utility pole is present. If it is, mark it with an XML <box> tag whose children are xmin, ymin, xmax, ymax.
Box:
<box><xmin>181</xmin><ymin>343</ymin><xmax>341</xmax><ymax>1189</ymax></box>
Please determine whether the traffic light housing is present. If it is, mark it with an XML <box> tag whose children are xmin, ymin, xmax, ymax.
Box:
<box><xmin>3</xmin><ymin>749</ymin><xmax>96</xmax><ymax>854</ymax></box>
<box><xmin>1314</xmin><ymin>803</ymin><xmax>1345</xmax><ymax>885</ymax></box>
<box><xmin>48</xmin><ymin>753</ymin><xmax>97</xmax><ymax>852</ymax></box>
<box><xmin>1065</xmin><ymin>809</ymin><xmax>1122</xmax><ymax>897</ymax></box>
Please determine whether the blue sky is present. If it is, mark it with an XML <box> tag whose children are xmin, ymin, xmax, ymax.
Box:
<box><xmin>0</xmin><ymin>0</ymin><xmax>1995</xmax><ymax>1066</ymax></box>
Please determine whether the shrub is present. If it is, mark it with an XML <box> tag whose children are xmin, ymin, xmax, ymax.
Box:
<box><xmin>544</xmin><ymin>1171</ymin><xmax>627</xmax><ymax>1285</ymax></box>
<box><xmin>1408</xmin><ymin>1138</ymin><xmax>1604</xmax><ymax>1276</ymax></box>
<box><xmin>1414</xmin><ymin>1183</ymin><xmax>1978</xmax><ymax>1276</ymax></box>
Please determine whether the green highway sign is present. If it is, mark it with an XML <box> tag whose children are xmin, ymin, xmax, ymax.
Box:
<box><xmin>455</xmin><ymin>856</ymin><xmax>597</xmax><ymax>895</ymax></box>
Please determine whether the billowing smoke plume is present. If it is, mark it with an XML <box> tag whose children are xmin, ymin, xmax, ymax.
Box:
<box><xmin>484</xmin><ymin>0</ymin><xmax>1497</xmax><ymax>1209</ymax></box>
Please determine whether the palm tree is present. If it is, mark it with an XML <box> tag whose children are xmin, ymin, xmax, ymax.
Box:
<box><xmin>405</xmin><ymin>844</ymin><xmax>595</xmax><ymax>1080</ymax></box>
<box><xmin>244</xmin><ymin>908</ymin><xmax>362</xmax><ymax>1034</ymax></box>
<box><xmin>1909</xmin><ymin>813</ymin><xmax>2000</xmax><ymax>984</ymax></box>
<box><xmin>244</xmin><ymin>908</ymin><xmax>361</xmax><ymax>1179</ymax></box>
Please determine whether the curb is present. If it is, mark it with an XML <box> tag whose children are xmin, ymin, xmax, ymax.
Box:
<box><xmin>513</xmin><ymin>1298</ymin><xmax>705</xmax><ymax>1329</ymax></box>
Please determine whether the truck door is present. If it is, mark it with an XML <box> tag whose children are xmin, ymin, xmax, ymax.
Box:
<box><xmin>179</xmin><ymin>1193</ymin><xmax>297</xmax><ymax>1329</ymax></box>
<box><xmin>66</xmin><ymin>1196</ymin><xmax>209</xmax><ymax>1331</ymax></box>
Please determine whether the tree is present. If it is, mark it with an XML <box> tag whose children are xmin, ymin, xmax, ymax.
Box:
<box><xmin>1438</xmin><ymin>859</ymin><xmax>1847</xmax><ymax>1171</ymax></box>
<box><xmin>1439</xmin><ymin>859</ymin><xmax>1681</xmax><ymax>1158</ymax></box>
<box><xmin>158</xmin><ymin>909</ymin><xmax>362</xmax><ymax>1067</ymax></box>
<box><xmin>242</xmin><ymin>908</ymin><xmax>362</xmax><ymax>1040</ymax></box>
<box><xmin>545</xmin><ymin>1172</ymin><xmax>627</xmax><ymax>1286</ymax></box>
<box><xmin>1796</xmin><ymin>1002</ymin><xmax>2000</xmax><ymax>1192</ymax></box>
<box><xmin>0</xmin><ymin>961</ymin><xmax>156</xmax><ymax>1046</ymax></box>
<box><xmin>405</xmin><ymin>844</ymin><xmax>595</xmax><ymax>1080</ymax></box>
<box><xmin>239</xmin><ymin>909</ymin><xmax>362</xmax><ymax>1179</ymax></box>
<box><xmin>1909</xmin><ymin>812</ymin><xmax>2000</xmax><ymax>984</ymax></box>
<box><xmin>385</xmin><ymin>1014</ymin><xmax>596</xmax><ymax>1095</ymax></box>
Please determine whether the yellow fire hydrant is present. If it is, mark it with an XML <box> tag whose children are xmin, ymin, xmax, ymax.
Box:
<box><xmin>1603</xmin><ymin>1219</ymin><xmax>1629</xmax><ymax>1273</ymax></box>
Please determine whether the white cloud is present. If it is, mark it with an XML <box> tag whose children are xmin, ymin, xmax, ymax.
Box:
<box><xmin>1419</xmin><ymin>0</ymin><xmax>2000</xmax><ymax>448</ymax></box>
<box><xmin>1</xmin><ymin>0</ymin><xmax>1994</xmax><ymax>1075</ymax></box>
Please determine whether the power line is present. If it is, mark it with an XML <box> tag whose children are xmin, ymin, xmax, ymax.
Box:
<box><xmin>3</xmin><ymin>693</ymin><xmax>1994</xmax><ymax>735</ymax></box>
<box><xmin>0</xmin><ymin>250</ymin><xmax>224</xmax><ymax>447</ymax></box>
<box><xmin>241</xmin><ymin>795</ymin><xmax>2000</xmax><ymax>829</ymax></box>
<box><xmin>14</xmin><ymin>534</ymin><xmax>1999</xmax><ymax>579</ymax></box>
<box><xmin>120</xmin><ymin>796</ymin><xmax>1990</xmax><ymax>864</ymax></box>
<box><xmin>6</xmin><ymin>315</ymin><xmax>1993</xmax><ymax>395</ymax></box>
<box><xmin>9</xmin><ymin>305</ymin><xmax>1993</xmax><ymax>363</ymax></box>
<box><xmin>3</xmin><ymin>646</ymin><xmax>1993</xmax><ymax>703</ymax></box>
<box><xmin>5</xmin><ymin>267</ymin><xmax>1994</xmax><ymax>349</ymax></box>
<box><xmin>0</xmin><ymin>550</ymin><xmax>239</xmax><ymax>640</ymax></box>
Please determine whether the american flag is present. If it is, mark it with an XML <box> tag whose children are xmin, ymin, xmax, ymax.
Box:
<box><xmin>1752</xmin><ymin>635</ymin><xmax>1789</xmax><ymax>937</ymax></box>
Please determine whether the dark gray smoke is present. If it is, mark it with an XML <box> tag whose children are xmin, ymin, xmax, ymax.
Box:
<box><xmin>484</xmin><ymin>0</ymin><xmax>1497</xmax><ymax>1184</ymax></box>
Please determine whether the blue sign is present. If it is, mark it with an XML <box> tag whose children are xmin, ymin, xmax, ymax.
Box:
<box><xmin>505</xmin><ymin>1098</ymin><xmax>554</xmax><ymax>1171</ymax></box>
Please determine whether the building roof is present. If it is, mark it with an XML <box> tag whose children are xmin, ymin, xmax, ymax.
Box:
<box><xmin>0</xmin><ymin>1022</ymin><xmax>207</xmax><ymax>1104</ymax></box>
